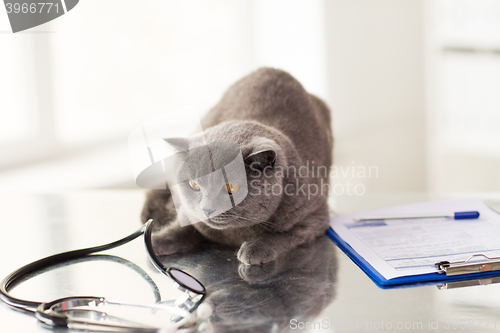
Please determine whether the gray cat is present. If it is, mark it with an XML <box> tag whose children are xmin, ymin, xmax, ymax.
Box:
<box><xmin>141</xmin><ymin>67</ymin><xmax>333</xmax><ymax>265</ymax></box>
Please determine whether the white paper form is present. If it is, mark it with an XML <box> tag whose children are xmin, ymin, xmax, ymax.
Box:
<box><xmin>330</xmin><ymin>198</ymin><xmax>500</xmax><ymax>280</ymax></box>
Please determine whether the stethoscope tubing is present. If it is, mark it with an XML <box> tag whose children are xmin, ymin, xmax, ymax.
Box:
<box><xmin>0</xmin><ymin>223</ymin><xmax>147</xmax><ymax>312</ymax></box>
<box><xmin>0</xmin><ymin>219</ymin><xmax>207</xmax><ymax>331</ymax></box>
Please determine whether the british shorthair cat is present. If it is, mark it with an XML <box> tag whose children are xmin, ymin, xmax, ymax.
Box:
<box><xmin>142</xmin><ymin>67</ymin><xmax>333</xmax><ymax>265</ymax></box>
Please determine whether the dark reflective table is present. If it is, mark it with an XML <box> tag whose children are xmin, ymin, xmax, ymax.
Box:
<box><xmin>1</xmin><ymin>191</ymin><xmax>500</xmax><ymax>332</ymax></box>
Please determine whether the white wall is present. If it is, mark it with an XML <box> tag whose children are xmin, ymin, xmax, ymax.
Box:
<box><xmin>0</xmin><ymin>0</ymin><xmax>331</xmax><ymax>191</ymax></box>
<box><xmin>426</xmin><ymin>0</ymin><xmax>500</xmax><ymax>193</ymax></box>
<box><xmin>2</xmin><ymin>0</ymin><xmax>499</xmax><ymax>194</ymax></box>
<box><xmin>249</xmin><ymin>0</ymin><xmax>328</xmax><ymax>100</ymax></box>
<box><xmin>325</xmin><ymin>0</ymin><xmax>427</xmax><ymax>193</ymax></box>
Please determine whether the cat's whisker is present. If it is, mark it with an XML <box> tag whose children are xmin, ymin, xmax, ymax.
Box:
<box><xmin>233</xmin><ymin>215</ymin><xmax>276</xmax><ymax>233</ymax></box>
<box><xmin>228</xmin><ymin>219</ymin><xmax>259</xmax><ymax>235</ymax></box>
<box><xmin>237</xmin><ymin>215</ymin><xmax>274</xmax><ymax>225</ymax></box>
<box><xmin>234</xmin><ymin>215</ymin><xmax>266</xmax><ymax>223</ymax></box>
<box><xmin>234</xmin><ymin>218</ymin><xmax>266</xmax><ymax>233</ymax></box>
<box><xmin>188</xmin><ymin>210</ymin><xmax>276</xmax><ymax>233</ymax></box>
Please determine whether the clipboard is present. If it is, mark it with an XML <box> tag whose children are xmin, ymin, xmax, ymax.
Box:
<box><xmin>327</xmin><ymin>228</ymin><xmax>500</xmax><ymax>288</ymax></box>
<box><xmin>327</xmin><ymin>198</ymin><xmax>500</xmax><ymax>288</ymax></box>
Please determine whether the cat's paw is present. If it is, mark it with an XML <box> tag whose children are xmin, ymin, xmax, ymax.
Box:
<box><xmin>238</xmin><ymin>261</ymin><xmax>280</xmax><ymax>282</ymax></box>
<box><xmin>237</xmin><ymin>240</ymin><xmax>279</xmax><ymax>265</ymax></box>
<box><xmin>151</xmin><ymin>225</ymin><xmax>203</xmax><ymax>256</ymax></box>
<box><xmin>151</xmin><ymin>234</ymin><xmax>183</xmax><ymax>256</ymax></box>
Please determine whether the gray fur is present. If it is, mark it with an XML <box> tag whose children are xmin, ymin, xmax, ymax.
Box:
<box><xmin>141</xmin><ymin>67</ymin><xmax>333</xmax><ymax>265</ymax></box>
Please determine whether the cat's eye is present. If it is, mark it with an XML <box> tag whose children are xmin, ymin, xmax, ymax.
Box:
<box><xmin>224</xmin><ymin>183</ymin><xmax>239</xmax><ymax>194</ymax></box>
<box><xmin>188</xmin><ymin>180</ymin><xmax>200</xmax><ymax>191</ymax></box>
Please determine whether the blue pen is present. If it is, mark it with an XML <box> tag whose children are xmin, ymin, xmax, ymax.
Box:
<box><xmin>354</xmin><ymin>211</ymin><xmax>480</xmax><ymax>222</ymax></box>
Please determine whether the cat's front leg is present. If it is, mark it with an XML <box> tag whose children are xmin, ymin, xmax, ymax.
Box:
<box><xmin>237</xmin><ymin>205</ymin><xmax>330</xmax><ymax>265</ymax></box>
<box><xmin>141</xmin><ymin>189</ymin><xmax>176</xmax><ymax>231</ymax></box>
<box><xmin>151</xmin><ymin>222</ymin><xmax>204</xmax><ymax>256</ymax></box>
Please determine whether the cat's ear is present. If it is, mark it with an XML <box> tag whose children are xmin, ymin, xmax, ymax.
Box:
<box><xmin>163</xmin><ymin>137</ymin><xmax>190</xmax><ymax>152</ymax></box>
<box><xmin>244</xmin><ymin>150</ymin><xmax>277</xmax><ymax>170</ymax></box>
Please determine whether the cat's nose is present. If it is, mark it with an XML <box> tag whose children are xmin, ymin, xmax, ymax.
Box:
<box><xmin>202</xmin><ymin>208</ymin><xmax>216</xmax><ymax>218</ymax></box>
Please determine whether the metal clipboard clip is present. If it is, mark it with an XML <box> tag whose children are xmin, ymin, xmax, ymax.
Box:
<box><xmin>435</xmin><ymin>254</ymin><xmax>500</xmax><ymax>276</ymax></box>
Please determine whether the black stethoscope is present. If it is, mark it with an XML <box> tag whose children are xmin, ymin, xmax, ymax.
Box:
<box><xmin>0</xmin><ymin>219</ymin><xmax>208</xmax><ymax>332</ymax></box>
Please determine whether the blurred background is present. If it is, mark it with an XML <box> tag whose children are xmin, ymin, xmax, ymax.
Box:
<box><xmin>0</xmin><ymin>0</ymin><xmax>499</xmax><ymax>194</ymax></box>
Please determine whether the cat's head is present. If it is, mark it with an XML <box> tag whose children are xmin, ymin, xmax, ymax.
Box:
<box><xmin>164</xmin><ymin>125</ymin><xmax>285</xmax><ymax>230</ymax></box>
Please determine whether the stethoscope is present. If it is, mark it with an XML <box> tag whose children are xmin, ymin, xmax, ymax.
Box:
<box><xmin>0</xmin><ymin>219</ymin><xmax>208</xmax><ymax>332</ymax></box>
